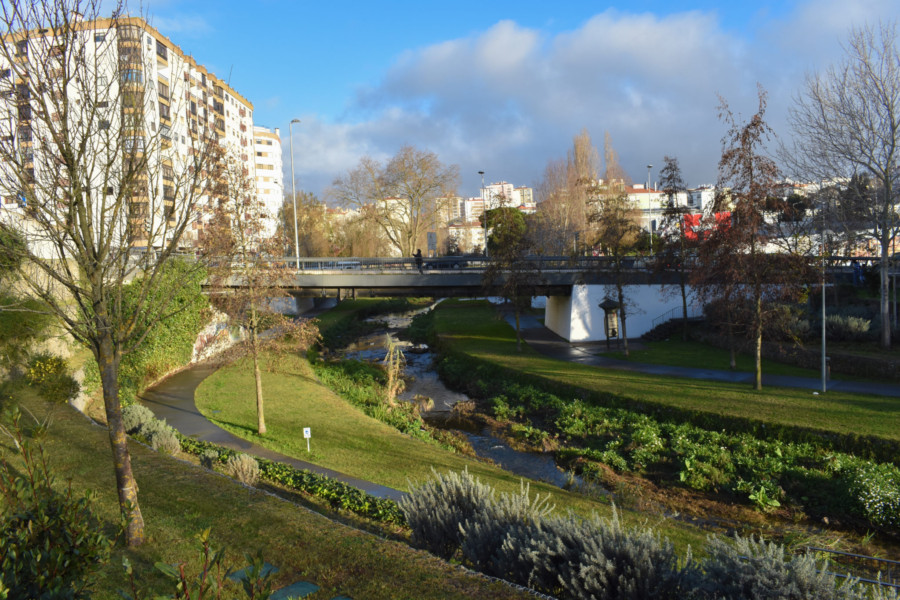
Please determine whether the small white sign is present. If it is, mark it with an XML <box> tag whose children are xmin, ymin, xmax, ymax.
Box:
<box><xmin>303</xmin><ymin>427</ymin><xmax>311</xmax><ymax>439</ymax></box>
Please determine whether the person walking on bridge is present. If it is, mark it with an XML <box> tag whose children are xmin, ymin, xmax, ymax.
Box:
<box><xmin>414</xmin><ymin>249</ymin><xmax>424</xmax><ymax>273</ymax></box>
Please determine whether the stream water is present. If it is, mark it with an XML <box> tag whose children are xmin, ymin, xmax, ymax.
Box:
<box><xmin>340</xmin><ymin>305</ymin><xmax>584</xmax><ymax>490</ymax></box>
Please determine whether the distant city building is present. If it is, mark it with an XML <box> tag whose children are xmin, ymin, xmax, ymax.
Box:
<box><xmin>253</xmin><ymin>126</ymin><xmax>283</xmax><ymax>238</ymax></box>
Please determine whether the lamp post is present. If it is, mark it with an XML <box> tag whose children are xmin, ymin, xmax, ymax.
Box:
<box><xmin>647</xmin><ymin>164</ymin><xmax>653</xmax><ymax>254</ymax></box>
<box><xmin>289</xmin><ymin>119</ymin><xmax>301</xmax><ymax>270</ymax></box>
<box><xmin>478</xmin><ymin>170</ymin><xmax>486</xmax><ymax>257</ymax></box>
<box><xmin>821</xmin><ymin>190</ymin><xmax>829</xmax><ymax>393</ymax></box>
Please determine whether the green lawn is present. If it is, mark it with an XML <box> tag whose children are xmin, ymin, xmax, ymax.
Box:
<box><xmin>434</xmin><ymin>300</ymin><xmax>900</xmax><ymax>443</ymax></box>
<box><xmin>1</xmin><ymin>389</ymin><xmax>535</xmax><ymax>599</ymax></box>
<box><xmin>608</xmin><ymin>339</ymin><xmax>825</xmax><ymax>378</ymax></box>
<box><xmin>194</xmin><ymin>353</ymin><xmax>706</xmax><ymax>551</ymax></box>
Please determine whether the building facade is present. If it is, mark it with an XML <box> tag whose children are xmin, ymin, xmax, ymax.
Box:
<box><xmin>0</xmin><ymin>16</ymin><xmax>256</xmax><ymax>251</ymax></box>
<box><xmin>253</xmin><ymin>126</ymin><xmax>283</xmax><ymax>239</ymax></box>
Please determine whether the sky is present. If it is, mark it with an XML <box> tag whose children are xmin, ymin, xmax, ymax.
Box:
<box><xmin>142</xmin><ymin>0</ymin><xmax>900</xmax><ymax>201</ymax></box>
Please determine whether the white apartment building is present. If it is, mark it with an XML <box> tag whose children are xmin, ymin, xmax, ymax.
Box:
<box><xmin>0</xmin><ymin>16</ymin><xmax>256</xmax><ymax>250</ymax></box>
<box><xmin>253</xmin><ymin>126</ymin><xmax>283</xmax><ymax>239</ymax></box>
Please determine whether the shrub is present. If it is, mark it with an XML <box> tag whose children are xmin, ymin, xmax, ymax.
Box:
<box><xmin>554</xmin><ymin>508</ymin><xmax>684</xmax><ymax>600</ymax></box>
<box><xmin>399</xmin><ymin>468</ymin><xmax>492</xmax><ymax>559</ymax></box>
<box><xmin>845</xmin><ymin>461</ymin><xmax>900</xmax><ymax>528</ymax></box>
<box><xmin>122</xmin><ymin>403</ymin><xmax>156</xmax><ymax>434</ymax></box>
<box><xmin>24</xmin><ymin>352</ymin><xmax>79</xmax><ymax>403</ymax></box>
<box><xmin>226</xmin><ymin>453</ymin><xmax>259</xmax><ymax>486</ymax></box>
<box><xmin>152</xmin><ymin>427</ymin><xmax>181</xmax><ymax>456</ymax></box>
<box><xmin>688</xmin><ymin>534</ymin><xmax>865</xmax><ymax>599</ymax></box>
<box><xmin>136</xmin><ymin>417</ymin><xmax>175</xmax><ymax>447</ymax></box>
<box><xmin>0</xmin><ymin>409</ymin><xmax>113</xmax><ymax>599</ymax></box>
<box><xmin>826</xmin><ymin>314</ymin><xmax>872</xmax><ymax>342</ymax></box>
<box><xmin>200</xmin><ymin>449</ymin><xmax>220</xmax><ymax>469</ymax></box>
<box><xmin>459</xmin><ymin>481</ymin><xmax>554</xmax><ymax>576</ymax></box>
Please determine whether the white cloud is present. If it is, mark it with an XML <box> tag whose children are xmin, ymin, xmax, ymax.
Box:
<box><xmin>296</xmin><ymin>2</ymin><xmax>900</xmax><ymax>198</ymax></box>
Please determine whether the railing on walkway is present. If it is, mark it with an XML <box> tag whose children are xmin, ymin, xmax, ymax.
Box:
<box><xmin>651</xmin><ymin>303</ymin><xmax>704</xmax><ymax>329</ymax></box>
<box><xmin>805</xmin><ymin>546</ymin><xmax>900</xmax><ymax>590</ymax></box>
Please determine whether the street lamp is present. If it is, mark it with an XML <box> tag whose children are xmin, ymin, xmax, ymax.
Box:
<box><xmin>289</xmin><ymin>119</ymin><xmax>301</xmax><ymax>270</ymax></box>
<box><xmin>478</xmin><ymin>170</ymin><xmax>486</xmax><ymax>257</ymax></box>
<box><xmin>647</xmin><ymin>164</ymin><xmax>653</xmax><ymax>254</ymax></box>
<box><xmin>820</xmin><ymin>187</ymin><xmax>830</xmax><ymax>393</ymax></box>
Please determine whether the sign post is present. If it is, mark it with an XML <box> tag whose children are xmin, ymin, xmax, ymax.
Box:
<box><xmin>303</xmin><ymin>427</ymin><xmax>311</xmax><ymax>453</ymax></box>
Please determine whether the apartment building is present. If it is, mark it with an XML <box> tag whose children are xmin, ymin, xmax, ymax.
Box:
<box><xmin>0</xmin><ymin>16</ymin><xmax>256</xmax><ymax>250</ymax></box>
<box><xmin>253</xmin><ymin>126</ymin><xmax>283</xmax><ymax>239</ymax></box>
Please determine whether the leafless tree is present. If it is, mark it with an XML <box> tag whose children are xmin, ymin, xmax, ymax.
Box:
<box><xmin>0</xmin><ymin>1</ymin><xmax>224</xmax><ymax>545</ymax></box>
<box><xmin>202</xmin><ymin>155</ymin><xmax>319</xmax><ymax>436</ymax></box>
<box><xmin>698</xmin><ymin>89</ymin><xmax>813</xmax><ymax>390</ymax></box>
<box><xmin>591</xmin><ymin>192</ymin><xmax>643</xmax><ymax>357</ymax></box>
<box><xmin>604</xmin><ymin>131</ymin><xmax>631</xmax><ymax>186</ymax></box>
<box><xmin>280</xmin><ymin>190</ymin><xmax>331</xmax><ymax>257</ymax></box>
<box><xmin>330</xmin><ymin>145</ymin><xmax>459</xmax><ymax>257</ymax></box>
<box><xmin>533</xmin><ymin>129</ymin><xmax>601</xmax><ymax>255</ymax></box>
<box><xmin>784</xmin><ymin>21</ymin><xmax>900</xmax><ymax>348</ymax></box>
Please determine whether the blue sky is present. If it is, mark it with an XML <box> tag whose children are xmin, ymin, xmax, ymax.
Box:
<box><xmin>144</xmin><ymin>0</ymin><xmax>900</xmax><ymax>200</ymax></box>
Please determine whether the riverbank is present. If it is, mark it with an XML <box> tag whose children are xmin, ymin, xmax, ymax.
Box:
<box><xmin>429</xmin><ymin>299</ymin><xmax>900</xmax><ymax>559</ymax></box>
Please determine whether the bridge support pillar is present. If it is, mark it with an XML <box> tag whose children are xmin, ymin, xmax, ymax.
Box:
<box><xmin>544</xmin><ymin>284</ymin><xmax>695</xmax><ymax>342</ymax></box>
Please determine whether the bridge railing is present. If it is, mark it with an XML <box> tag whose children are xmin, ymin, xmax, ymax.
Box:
<box><xmin>259</xmin><ymin>255</ymin><xmax>882</xmax><ymax>273</ymax></box>
<box><xmin>264</xmin><ymin>255</ymin><xmax>653</xmax><ymax>272</ymax></box>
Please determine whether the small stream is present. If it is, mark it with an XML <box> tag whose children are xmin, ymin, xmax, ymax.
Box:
<box><xmin>339</xmin><ymin>305</ymin><xmax>584</xmax><ymax>490</ymax></box>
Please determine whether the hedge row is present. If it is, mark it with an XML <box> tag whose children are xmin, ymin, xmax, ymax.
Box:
<box><xmin>434</xmin><ymin>342</ymin><xmax>900</xmax><ymax>466</ymax></box>
<box><xmin>177</xmin><ymin>434</ymin><xmax>405</xmax><ymax>526</ymax></box>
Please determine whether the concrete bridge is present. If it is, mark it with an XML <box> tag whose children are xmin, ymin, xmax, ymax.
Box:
<box><xmin>219</xmin><ymin>255</ymin><xmax>872</xmax><ymax>343</ymax></box>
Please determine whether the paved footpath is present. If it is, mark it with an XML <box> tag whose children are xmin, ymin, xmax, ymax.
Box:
<box><xmin>140</xmin><ymin>364</ymin><xmax>406</xmax><ymax>501</ymax></box>
<box><xmin>507</xmin><ymin>313</ymin><xmax>900</xmax><ymax>398</ymax></box>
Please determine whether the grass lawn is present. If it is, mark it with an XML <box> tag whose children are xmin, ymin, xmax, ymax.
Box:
<box><xmin>1</xmin><ymin>388</ymin><xmax>537</xmax><ymax>600</ymax></box>
<box><xmin>194</xmin><ymin>353</ymin><xmax>709</xmax><ymax>554</ymax></box>
<box><xmin>434</xmin><ymin>300</ymin><xmax>900</xmax><ymax>443</ymax></box>
<box><xmin>609</xmin><ymin>339</ymin><xmax>826</xmax><ymax>379</ymax></box>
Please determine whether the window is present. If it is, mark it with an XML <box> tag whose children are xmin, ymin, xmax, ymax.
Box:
<box><xmin>158</xmin><ymin>101</ymin><xmax>170</xmax><ymax>120</ymax></box>
<box><xmin>99</xmin><ymin>119</ymin><xmax>110</xmax><ymax>130</ymax></box>
<box><xmin>96</xmin><ymin>100</ymin><xmax>109</xmax><ymax>108</ymax></box>
<box><xmin>0</xmin><ymin>69</ymin><xmax>10</xmax><ymax>79</ymax></box>
<box><xmin>158</xmin><ymin>80</ymin><xmax>169</xmax><ymax>100</ymax></box>
<box><xmin>121</xmin><ymin>69</ymin><xmax>142</xmax><ymax>83</ymax></box>
<box><xmin>15</xmin><ymin>40</ymin><xmax>27</xmax><ymax>57</ymax></box>
<box><xmin>155</xmin><ymin>40</ymin><xmax>167</xmax><ymax>60</ymax></box>
<box><xmin>94</xmin><ymin>33</ymin><xmax>106</xmax><ymax>43</ymax></box>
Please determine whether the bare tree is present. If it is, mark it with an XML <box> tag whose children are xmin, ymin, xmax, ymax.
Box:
<box><xmin>698</xmin><ymin>89</ymin><xmax>812</xmax><ymax>390</ymax></box>
<box><xmin>603</xmin><ymin>131</ymin><xmax>631</xmax><ymax>185</ymax></box>
<box><xmin>533</xmin><ymin>129</ymin><xmax>601</xmax><ymax>255</ymax></box>
<box><xmin>330</xmin><ymin>146</ymin><xmax>459</xmax><ymax>257</ymax></box>
<box><xmin>591</xmin><ymin>192</ymin><xmax>643</xmax><ymax>357</ymax></box>
<box><xmin>0</xmin><ymin>2</ymin><xmax>226</xmax><ymax>545</ymax></box>
<box><xmin>785</xmin><ymin>21</ymin><xmax>900</xmax><ymax>348</ymax></box>
<box><xmin>201</xmin><ymin>155</ymin><xmax>318</xmax><ymax>435</ymax></box>
<box><xmin>280</xmin><ymin>190</ymin><xmax>331</xmax><ymax>257</ymax></box>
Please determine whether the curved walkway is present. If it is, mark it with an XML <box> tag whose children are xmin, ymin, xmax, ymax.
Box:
<box><xmin>140</xmin><ymin>364</ymin><xmax>406</xmax><ymax>501</ymax></box>
<box><xmin>509</xmin><ymin>314</ymin><xmax>900</xmax><ymax>398</ymax></box>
